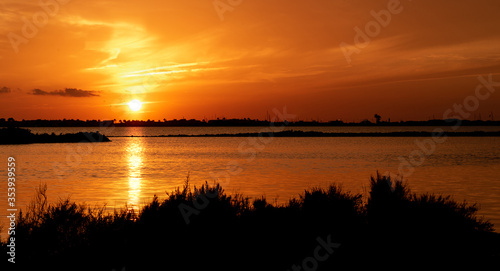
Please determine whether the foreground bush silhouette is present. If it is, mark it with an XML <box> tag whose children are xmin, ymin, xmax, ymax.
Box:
<box><xmin>366</xmin><ymin>174</ymin><xmax>497</xmax><ymax>264</ymax></box>
<box><xmin>2</xmin><ymin>175</ymin><xmax>499</xmax><ymax>270</ymax></box>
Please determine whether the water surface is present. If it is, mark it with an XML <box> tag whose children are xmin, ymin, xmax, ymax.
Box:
<box><xmin>1</xmin><ymin>126</ymin><xmax>499</xmax><ymax>240</ymax></box>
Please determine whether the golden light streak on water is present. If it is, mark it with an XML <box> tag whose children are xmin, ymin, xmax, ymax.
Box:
<box><xmin>126</xmin><ymin>138</ymin><xmax>144</xmax><ymax>209</ymax></box>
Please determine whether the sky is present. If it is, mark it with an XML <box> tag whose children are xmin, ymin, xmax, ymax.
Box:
<box><xmin>0</xmin><ymin>0</ymin><xmax>499</xmax><ymax>122</ymax></box>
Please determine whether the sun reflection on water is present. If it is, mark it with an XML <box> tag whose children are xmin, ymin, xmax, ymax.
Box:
<box><xmin>127</xmin><ymin>138</ymin><xmax>144</xmax><ymax>209</ymax></box>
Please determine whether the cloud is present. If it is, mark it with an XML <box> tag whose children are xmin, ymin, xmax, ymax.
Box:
<box><xmin>31</xmin><ymin>88</ymin><xmax>100</xmax><ymax>97</ymax></box>
<box><xmin>0</xmin><ymin>86</ymin><xmax>11</xmax><ymax>93</ymax></box>
<box><xmin>1</xmin><ymin>0</ymin><xmax>500</xmax><ymax>121</ymax></box>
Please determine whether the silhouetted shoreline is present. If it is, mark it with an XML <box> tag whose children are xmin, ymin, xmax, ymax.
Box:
<box><xmin>1</xmin><ymin>117</ymin><xmax>500</xmax><ymax>127</ymax></box>
<box><xmin>0</xmin><ymin>127</ymin><xmax>111</xmax><ymax>145</ymax></box>
<box><xmin>107</xmin><ymin>130</ymin><xmax>500</xmax><ymax>137</ymax></box>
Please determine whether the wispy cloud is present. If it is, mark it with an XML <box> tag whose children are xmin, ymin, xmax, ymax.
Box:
<box><xmin>1</xmin><ymin>0</ymin><xmax>499</xmax><ymax>120</ymax></box>
<box><xmin>31</xmin><ymin>88</ymin><xmax>100</xmax><ymax>97</ymax></box>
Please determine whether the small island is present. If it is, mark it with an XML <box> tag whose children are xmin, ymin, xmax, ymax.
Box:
<box><xmin>0</xmin><ymin>127</ymin><xmax>111</xmax><ymax>145</ymax></box>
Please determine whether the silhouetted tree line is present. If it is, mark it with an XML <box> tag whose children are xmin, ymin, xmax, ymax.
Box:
<box><xmin>1</xmin><ymin>117</ymin><xmax>499</xmax><ymax>127</ymax></box>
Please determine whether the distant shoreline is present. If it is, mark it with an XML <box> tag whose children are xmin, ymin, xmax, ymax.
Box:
<box><xmin>0</xmin><ymin>128</ymin><xmax>111</xmax><ymax>145</ymax></box>
<box><xmin>107</xmin><ymin>130</ymin><xmax>500</xmax><ymax>137</ymax></box>
<box><xmin>1</xmin><ymin>118</ymin><xmax>500</xmax><ymax>128</ymax></box>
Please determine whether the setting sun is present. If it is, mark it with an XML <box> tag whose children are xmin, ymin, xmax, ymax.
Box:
<box><xmin>128</xmin><ymin>99</ymin><xmax>142</xmax><ymax>111</ymax></box>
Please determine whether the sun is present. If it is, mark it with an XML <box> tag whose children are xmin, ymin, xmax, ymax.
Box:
<box><xmin>128</xmin><ymin>99</ymin><xmax>142</xmax><ymax>111</ymax></box>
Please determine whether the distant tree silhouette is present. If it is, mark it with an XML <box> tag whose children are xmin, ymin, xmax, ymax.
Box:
<box><xmin>1</xmin><ymin>117</ymin><xmax>499</xmax><ymax>128</ymax></box>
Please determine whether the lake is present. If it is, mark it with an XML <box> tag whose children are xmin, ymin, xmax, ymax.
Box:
<box><xmin>1</xmin><ymin>126</ymin><xmax>500</xmax><ymax>239</ymax></box>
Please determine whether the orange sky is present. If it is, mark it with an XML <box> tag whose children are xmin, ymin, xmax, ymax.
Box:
<box><xmin>1</xmin><ymin>0</ymin><xmax>499</xmax><ymax>122</ymax></box>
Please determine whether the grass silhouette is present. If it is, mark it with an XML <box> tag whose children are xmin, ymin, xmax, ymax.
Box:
<box><xmin>2</xmin><ymin>174</ymin><xmax>499</xmax><ymax>270</ymax></box>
